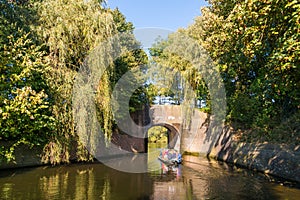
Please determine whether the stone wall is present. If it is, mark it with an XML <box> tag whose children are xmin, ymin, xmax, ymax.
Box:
<box><xmin>111</xmin><ymin>130</ymin><xmax>146</xmax><ymax>153</ymax></box>
<box><xmin>0</xmin><ymin>144</ymin><xmax>43</xmax><ymax>170</ymax></box>
<box><xmin>0</xmin><ymin>107</ymin><xmax>150</xmax><ymax>170</ymax></box>
<box><xmin>208</xmin><ymin>126</ymin><xmax>300</xmax><ymax>183</ymax></box>
<box><xmin>1</xmin><ymin>106</ymin><xmax>299</xmax><ymax>184</ymax></box>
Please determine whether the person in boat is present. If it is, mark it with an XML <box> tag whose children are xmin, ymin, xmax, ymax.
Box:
<box><xmin>159</xmin><ymin>149</ymin><xmax>182</xmax><ymax>165</ymax></box>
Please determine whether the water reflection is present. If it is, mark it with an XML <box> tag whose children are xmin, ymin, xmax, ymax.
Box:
<box><xmin>0</xmin><ymin>154</ymin><xmax>299</xmax><ymax>199</ymax></box>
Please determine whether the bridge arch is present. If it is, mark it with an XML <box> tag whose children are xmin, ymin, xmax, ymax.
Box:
<box><xmin>145</xmin><ymin>122</ymin><xmax>181</xmax><ymax>151</ymax></box>
<box><xmin>111</xmin><ymin>105</ymin><xmax>209</xmax><ymax>154</ymax></box>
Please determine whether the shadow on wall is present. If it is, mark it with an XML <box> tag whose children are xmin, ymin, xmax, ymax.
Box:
<box><xmin>210</xmin><ymin>125</ymin><xmax>300</xmax><ymax>183</ymax></box>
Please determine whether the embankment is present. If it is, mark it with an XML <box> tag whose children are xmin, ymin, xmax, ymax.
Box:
<box><xmin>209</xmin><ymin>128</ymin><xmax>300</xmax><ymax>183</ymax></box>
<box><xmin>1</xmin><ymin>126</ymin><xmax>299</xmax><ymax>184</ymax></box>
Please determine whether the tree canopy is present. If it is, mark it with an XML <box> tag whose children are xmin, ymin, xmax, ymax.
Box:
<box><xmin>1</xmin><ymin>0</ymin><xmax>299</xmax><ymax>163</ymax></box>
<box><xmin>0</xmin><ymin>0</ymin><xmax>147</xmax><ymax>163</ymax></box>
<box><xmin>151</xmin><ymin>0</ymin><xmax>300</xmax><ymax>144</ymax></box>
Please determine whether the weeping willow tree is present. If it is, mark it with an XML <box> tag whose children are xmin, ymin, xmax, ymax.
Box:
<box><xmin>33</xmin><ymin>0</ymin><xmax>115</xmax><ymax>163</ymax></box>
<box><xmin>34</xmin><ymin>0</ymin><xmax>147</xmax><ymax>163</ymax></box>
<box><xmin>0</xmin><ymin>0</ymin><xmax>147</xmax><ymax>164</ymax></box>
<box><xmin>149</xmin><ymin>31</ymin><xmax>212</xmax><ymax>127</ymax></box>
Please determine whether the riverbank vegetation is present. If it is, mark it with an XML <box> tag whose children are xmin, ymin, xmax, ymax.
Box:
<box><xmin>1</xmin><ymin>0</ymin><xmax>299</xmax><ymax>164</ymax></box>
<box><xmin>0</xmin><ymin>0</ymin><xmax>147</xmax><ymax>163</ymax></box>
<box><xmin>150</xmin><ymin>0</ymin><xmax>299</xmax><ymax>145</ymax></box>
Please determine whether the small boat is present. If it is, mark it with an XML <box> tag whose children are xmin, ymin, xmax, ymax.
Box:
<box><xmin>158</xmin><ymin>149</ymin><xmax>182</xmax><ymax>166</ymax></box>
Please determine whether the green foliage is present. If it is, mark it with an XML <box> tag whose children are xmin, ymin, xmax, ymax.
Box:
<box><xmin>148</xmin><ymin>0</ymin><xmax>299</xmax><ymax>144</ymax></box>
<box><xmin>188</xmin><ymin>0</ymin><xmax>300</xmax><ymax>143</ymax></box>
<box><xmin>148</xmin><ymin>126</ymin><xmax>168</xmax><ymax>144</ymax></box>
<box><xmin>229</xmin><ymin>92</ymin><xmax>259</xmax><ymax>129</ymax></box>
<box><xmin>0</xmin><ymin>0</ymin><xmax>38</xmax><ymax>40</ymax></box>
<box><xmin>0</xmin><ymin>87</ymin><xmax>54</xmax><ymax>140</ymax></box>
<box><xmin>36</xmin><ymin>0</ymin><xmax>133</xmax><ymax>163</ymax></box>
<box><xmin>37</xmin><ymin>0</ymin><xmax>111</xmax><ymax>70</ymax></box>
<box><xmin>111</xmin><ymin>8</ymin><xmax>134</xmax><ymax>33</ymax></box>
<box><xmin>2</xmin><ymin>0</ymin><xmax>297</xmax><ymax>165</ymax></box>
<box><xmin>149</xmin><ymin>32</ymin><xmax>209</xmax><ymax>109</ymax></box>
<box><xmin>95</xmin><ymin>12</ymin><xmax>148</xmax><ymax>143</ymax></box>
<box><xmin>145</xmin><ymin>83</ymin><xmax>159</xmax><ymax>105</ymax></box>
<box><xmin>0</xmin><ymin>31</ymin><xmax>55</xmax><ymax>162</ymax></box>
<box><xmin>0</xmin><ymin>0</ymin><xmax>148</xmax><ymax>164</ymax></box>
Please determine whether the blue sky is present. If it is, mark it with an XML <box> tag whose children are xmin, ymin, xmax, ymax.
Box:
<box><xmin>106</xmin><ymin>0</ymin><xmax>209</xmax><ymax>31</ymax></box>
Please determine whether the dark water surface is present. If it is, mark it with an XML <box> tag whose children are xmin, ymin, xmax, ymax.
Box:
<box><xmin>0</xmin><ymin>152</ymin><xmax>299</xmax><ymax>200</ymax></box>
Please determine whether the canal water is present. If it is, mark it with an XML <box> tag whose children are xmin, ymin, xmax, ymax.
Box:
<box><xmin>0</xmin><ymin>148</ymin><xmax>299</xmax><ymax>199</ymax></box>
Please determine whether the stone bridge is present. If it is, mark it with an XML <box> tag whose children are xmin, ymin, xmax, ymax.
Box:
<box><xmin>112</xmin><ymin>104</ymin><xmax>224</xmax><ymax>155</ymax></box>
<box><xmin>147</xmin><ymin>105</ymin><xmax>209</xmax><ymax>154</ymax></box>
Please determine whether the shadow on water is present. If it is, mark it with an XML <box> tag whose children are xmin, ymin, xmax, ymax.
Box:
<box><xmin>0</xmin><ymin>154</ymin><xmax>300</xmax><ymax>199</ymax></box>
<box><xmin>181</xmin><ymin>156</ymin><xmax>278</xmax><ymax>200</ymax></box>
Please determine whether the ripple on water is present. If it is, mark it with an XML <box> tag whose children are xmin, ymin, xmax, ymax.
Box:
<box><xmin>0</xmin><ymin>154</ymin><xmax>300</xmax><ymax>200</ymax></box>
